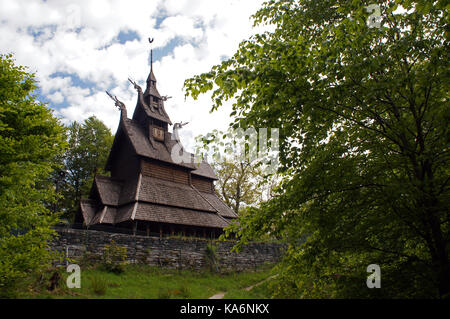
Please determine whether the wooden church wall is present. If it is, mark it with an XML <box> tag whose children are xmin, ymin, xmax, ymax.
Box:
<box><xmin>140</xmin><ymin>160</ymin><xmax>189</xmax><ymax>184</ymax></box>
<box><xmin>191</xmin><ymin>176</ymin><xmax>214</xmax><ymax>193</ymax></box>
<box><xmin>111</xmin><ymin>135</ymin><xmax>140</xmax><ymax>181</ymax></box>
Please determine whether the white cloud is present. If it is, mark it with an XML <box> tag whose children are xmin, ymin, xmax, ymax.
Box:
<box><xmin>47</xmin><ymin>91</ymin><xmax>64</xmax><ymax>104</ymax></box>
<box><xmin>0</xmin><ymin>0</ymin><xmax>267</xmax><ymax>153</ymax></box>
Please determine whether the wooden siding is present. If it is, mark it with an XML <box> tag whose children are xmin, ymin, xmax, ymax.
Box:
<box><xmin>192</xmin><ymin>176</ymin><xmax>213</xmax><ymax>193</ymax></box>
<box><xmin>141</xmin><ymin>160</ymin><xmax>189</xmax><ymax>184</ymax></box>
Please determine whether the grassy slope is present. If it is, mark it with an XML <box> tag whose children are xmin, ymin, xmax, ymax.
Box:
<box><xmin>20</xmin><ymin>264</ymin><xmax>275</xmax><ymax>299</ymax></box>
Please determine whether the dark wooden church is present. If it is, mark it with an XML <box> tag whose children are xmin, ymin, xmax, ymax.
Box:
<box><xmin>75</xmin><ymin>46</ymin><xmax>237</xmax><ymax>238</ymax></box>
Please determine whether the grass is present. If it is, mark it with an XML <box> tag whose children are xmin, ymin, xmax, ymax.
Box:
<box><xmin>224</xmin><ymin>281</ymin><xmax>273</xmax><ymax>299</ymax></box>
<box><xmin>18</xmin><ymin>263</ymin><xmax>275</xmax><ymax>299</ymax></box>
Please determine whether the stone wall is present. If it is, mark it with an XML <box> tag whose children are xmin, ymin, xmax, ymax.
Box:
<box><xmin>51</xmin><ymin>227</ymin><xmax>285</xmax><ymax>271</ymax></box>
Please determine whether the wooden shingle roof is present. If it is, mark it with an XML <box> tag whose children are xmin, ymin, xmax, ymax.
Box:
<box><xmin>134</xmin><ymin>203</ymin><xmax>230</xmax><ymax>229</ymax></box>
<box><xmin>81</xmin><ymin>174</ymin><xmax>235</xmax><ymax>229</ymax></box>
<box><xmin>94</xmin><ymin>175</ymin><xmax>122</xmax><ymax>206</ymax></box>
<box><xmin>122</xmin><ymin>119</ymin><xmax>218</xmax><ymax>179</ymax></box>
<box><xmin>80</xmin><ymin>199</ymin><xmax>96</xmax><ymax>225</ymax></box>
<box><xmin>191</xmin><ymin>160</ymin><xmax>218</xmax><ymax>180</ymax></box>
<box><xmin>89</xmin><ymin>206</ymin><xmax>117</xmax><ymax>225</ymax></box>
<box><xmin>114</xmin><ymin>203</ymin><xmax>136</xmax><ymax>224</ymax></box>
<box><xmin>138</xmin><ymin>176</ymin><xmax>216</xmax><ymax>212</ymax></box>
<box><xmin>197</xmin><ymin>191</ymin><xmax>238</xmax><ymax>219</ymax></box>
<box><xmin>122</xmin><ymin>119</ymin><xmax>196</xmax><ymax>169</ymax></box>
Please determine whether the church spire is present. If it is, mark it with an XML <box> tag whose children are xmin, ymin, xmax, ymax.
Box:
<box><xmin>150</xmin><ymin>38</ymin><xmax>153</xmax><ymax>71</ymax></box>
<box><xmin>147</xmin><ymin>37</ymin><xmax>157</xmax><ymax>85</ymax></box>
<box><xmin>132</xmin><ymin>37</ymin><xmax>171</xmax><ymax>125</ymax></box>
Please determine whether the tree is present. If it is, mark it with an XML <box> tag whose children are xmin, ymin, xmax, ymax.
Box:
<box><xmin>195</xmin><ymin>128</ymin><xmax>280</xmax><ymax>214</ymax></box>
<box><xmin>0</xmin><ymin>53</ymin><xmax>66</xmax><ymax>296</ymax></box>
<box><xmin>57</xmin><ymin>116</ymin><xmax>114</xmax><ymax>220</ymax></box>
<box><xmin>185</xmin><ymin>1</ymin><xmax>449</xmax><ymax>298</ymax></box>
<box><xmin>212</xmin><ymin>159</ymin><xmax>263</xmax><ymax>214</ymax></box>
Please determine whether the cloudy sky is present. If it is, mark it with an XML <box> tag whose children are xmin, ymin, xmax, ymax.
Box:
<box><xmin>0</xmin><ymin>0</ymin><xmax>267</xmax><ymax>151</ymax></box>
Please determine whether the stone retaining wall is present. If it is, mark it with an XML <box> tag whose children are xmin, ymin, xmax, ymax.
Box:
<box><xmin>51</xmin><ymin>227</ymin><xmax>285</xmax><ymax>271</ymax></box>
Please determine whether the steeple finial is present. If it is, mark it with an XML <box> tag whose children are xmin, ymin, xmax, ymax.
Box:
<box><xmin>148</xmin><ymin>37</ymin><xmax>154</xmax><ymax>71</ymax></box>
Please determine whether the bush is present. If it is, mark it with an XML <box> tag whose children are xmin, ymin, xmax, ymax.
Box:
<box><xmin>101</xmin><ymin>241</ymin><xmax>127</xmax><ymax>274</ymax></box>
<box><xmin>79</xmin><ymin>251</ymin><xmax>101</xmax><ymax>268</ymax></box>
<box><xmin>204</xmin><ymin>243</ymin><xmax>219</xmax><ymax>273</ymax></box>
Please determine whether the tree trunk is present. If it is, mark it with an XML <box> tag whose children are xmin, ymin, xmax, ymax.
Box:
<box><xmin>428</xmin><ymin>208</ymin><xmax>450</xmax><ymax>298</ymax></box>
<box><xmin>423</xmin><ymin>162</ymin><xmax>449</xmax><ymax>298</ymax></box>
<box><xmin>235</xmin><ymin>184</ymin><xmax>241</xmax><ymax>214</ymax></box>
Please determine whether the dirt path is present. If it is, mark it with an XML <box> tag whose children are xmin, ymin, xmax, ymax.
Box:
<box><xmin>244</xmin><ymin>275</ymin><xmax>278</xmax><ymax>291</ymax></box>
<box><xmin>208</xmin><ymin>275</ymin><xmax>278</xmax><ymax>299</ymax></box>
<box><xmin>208</xmin><ymin>292</ymin><xmax>226</xmax><ymax>299</ymax></box>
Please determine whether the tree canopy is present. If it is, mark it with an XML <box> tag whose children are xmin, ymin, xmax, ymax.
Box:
<box><xmin>195</xmin><ymin>127</ymin><xmax>280</xmax><ymax>214</ymax></box>
<box><xmin>0</xmin><ymin>53</ymin><xmax>66</xmax><ymax>296</ymax></box>
<box><xmin>55</xmin><ymin>116</ymin><xmax>114</xmax><ymax>221</ymax></box>
<box><xmin>185</xmin><ymin>0</ymin><xmax>449</xmax><ymax>298</ymax></box>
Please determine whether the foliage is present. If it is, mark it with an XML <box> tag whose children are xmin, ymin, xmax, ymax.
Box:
<box><xmin>55</xmin><ymin>116</ymin><xmax>114</xmax><ymax>221</ymax></box>
<box><xmin>89</xmin><ymin>275</ymin><xmax>108</xmax><ymax>296</ymax></box>
<box><xmin>195</xmin><ymin>128</ymin><xmax>280</xmax><ymax>214</ymax></box>
<box><xmin>0</xmin><ymin>53</ymin><xmax>66</xmax><ymax>297</ymax></box>
<box><xmin>204</xmin><ymin>243</ymin><xmax>219</xmax><ymax>272</ymax></box>
<box><xmin>185</xmin><ymin>0</ymin><xmax>450</xmax><ymax>298</ymax></box>
<box><xmin>213</xmin><ymin>159</ymin><xmax>263</xmax><ymax>214</ymax></box>
<box><xmin>101</xmin><ymin>241</ymin><xmax>128</xmax><ymax>274</ymax></box>
<box><xmin>79</xmin><ymin>250</ymin><xmax>102</xmax><ymax>268</ymax></box>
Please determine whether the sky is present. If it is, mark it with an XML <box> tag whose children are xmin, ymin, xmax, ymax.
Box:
<box><xmin>0</xmin><ymin>0</ymin><xmax>267</xmax><ymax>152</ymax></box>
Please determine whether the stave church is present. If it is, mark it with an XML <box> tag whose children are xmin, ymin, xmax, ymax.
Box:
<box><xmin>74</xmin><ymin>42</ymin><xmax>237</xmax><ymax>238</ymax></box>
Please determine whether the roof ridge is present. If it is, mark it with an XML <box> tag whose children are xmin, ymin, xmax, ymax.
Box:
<box><xmin>99</xmin><ymin>206</ymin><xmax>108</xmax><ymax>224</ymax></box>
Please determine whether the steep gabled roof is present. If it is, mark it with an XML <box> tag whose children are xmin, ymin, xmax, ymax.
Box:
<box><xmin>105</xmin><ymin>117</ymin><xmax>198</xmax><ymax>172</ymax></box>
<box><xmin>80</xmin><ymin>199</ymin><xmax>97</xmax><ymax>225</ymax></box>
<box><xmin>89</xmin><ymin>206</ymin><xmax>116</xmax><ymax>225</ymax></box>
<box><xmin>195</xmin><ymin>191</ymin><xmax>238</xmax><ymax>219</ymax></box>
<box><xmin>122</xmin><ymin>118</ymin><xmax>196</xmax><ymax>169</ymax></box>
<box><xmin>94</xmin><ymin>175</ymin><xmax>122</xmax><ymax>206</ymax></box>
<box><xmin>135</xmin><ymin>93</ymin><xmax>172</xmax><ymax>124</ymax></box>
<box><xmin>136</xmin><ymin>67</ymin><xmax>172</xmax><ymax>125</ymax></box>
